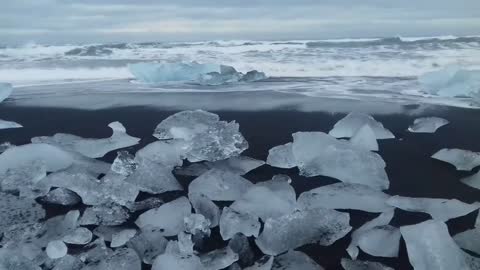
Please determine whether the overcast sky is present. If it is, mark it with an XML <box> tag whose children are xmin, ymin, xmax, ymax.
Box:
<box><xmin>1</xmin><ymin>0</ymin><xmax>480</xmax><ymax>44</ymax></box>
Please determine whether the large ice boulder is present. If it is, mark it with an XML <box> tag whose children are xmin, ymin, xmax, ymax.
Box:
<box><xmin>419</xmin><ymin>67</ymin><xmax>480</xmax><ymax>101</ymax></box>
<box><xmin>329</xmin><ymin>112</ymin><xmax>395</xmax><ymax>139</ymax></box>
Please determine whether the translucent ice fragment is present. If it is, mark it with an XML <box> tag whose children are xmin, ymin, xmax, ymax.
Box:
<box><xmin>46</xmin><ymin>240</ymin><xmax>68</xmax><ymax>259</ymax></box>
<box><xmin>454</xmin><ymin>228</ymin><xmax>480</xmax><ymax>255</ymax></box>
<box><xmin>0</xmin><ymin>119</ymin><xmax>22</xmax><ymax>130</ymax></box>
<box><xmin>341</xmin><ymin>258</ymin><xmax>394</xmax><ymax>270</ymax></box>
<box><xmin>272</xmin><ymin>250</ymin><xmax>324</xmax><ymax>270</ymax></box>
<box><xmin>329</xmin><ymin>112</ymin><xmax>394</xmax><ymax>139</ymax></box>
<box><xmin>127</xmin><ymin>225</ymin><xmax>168</xmax><ymax>264</ymax></box>
<box><xmin>125</xmin><ymin>158</ymin><xmax>183</xmax><ymax>194</ymax></box>
<box><xmin>111</xmin><ymin>229</ymin><xmax>137</xmax><ymax>248</ymax></box>
<box><xmin>408</xmin><ymin>117</ymin><xmax>449</xmax><ymax>133</ymax></box>
<box><xmin>0</xmin><ymin>82</ymin><xmax>13</xmax><ymax>102</ymax></box>
<box><xmin>189</xmin><ymin>169</ymin><xmax>253</xmax><ymax>201</ymax></box>
<box><xmin>200</xmin><ymin>246</ymin><xmax>239</xmax><ymax>270</ymax></box>
<box><xmin>111</xmin><ymin>151</ymin><xmax>137</xmax><ymax>176</ymax></box>
<box><xmin>432</xmin><ymin>148</ymin><xmax>480</xmax><ymax>171</ymax></box>
<box><xmin>184</xmin><ymin>214</ymin><xmax>211</xmax><ymax>236</ymax></box>
<box><xmin>266</xmin><ymin>142</ymin><xmax>296</xmax><ymax>169</ymax></box>
<box><xmin>79</xmin><ymin>204</ymin><xmax>129</xmax><ymax>226</ymax></box>
<box><xmin>350</xmin><ymin>124</ymin><xmax>379</xmax><ymax>151</ymax></box>
<box><xmin>40</xmin><ymin>188</ymin><xmax>81</xmax><ymax>206</ymax></box>
<box><xmin>189</xmin><ymin>193</ymin><xmax>221</xmax><ymax>228</ymax></box>
<box><xmin>151</xmin><ymin>240</ymin><xmax>203</xmax><ymax>270</ymax></box>
<box><xmin>63</xmin><ymin>227</ymin><xmax>93</xmax><ymax>245</ymax></box>
<box><xmin>219</xmin><ymin>207</ymin><xmax>261</xmax><ymax>240</ymax></box>
<box><xmin>177</xmin><ymin>156</ymin><xmax>264</xmax><ymax>176</ymax></box>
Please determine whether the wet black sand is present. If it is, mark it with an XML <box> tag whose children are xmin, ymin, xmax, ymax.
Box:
<box><xmin>1</xmin><ymin>104</ymin><xmax>480</xmax><ymax>269</ymax></box>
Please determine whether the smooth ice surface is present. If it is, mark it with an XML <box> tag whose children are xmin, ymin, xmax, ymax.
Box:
<box><xmin>63</xmin><ymin>227</ymin><xmax>92</xmax><ymax>245</ymax></box>
<box><xmin>272</xmin><ymin>250</ymin><xmax>324</xmax><ymax>270</ymax></box>
<box><xmin>135</xmin><ymin>140</ymin><xmax>187</xmax><ymax>167</ymax></box>
<box><xmin>189</xmin><ymin>169</ymin><xmax>253</xmax><ymax>201</ymax></box>
<box><xmin>189</xmin><ymin>193</ymin><xmax>220</xmax><ymax>228</ymax></box>
<box><xmin>46</xmin><ymin>240</ymin><xmax>68</xmax><ymax>259</ymax></box>
<box><xmin>266</xmin><ymin>142</ymin><xmax>297</xmax><ymax>169</ymax></box>
<box><xmin>151</xmin><ymin>241</ymin><xmax>203</xmax><ymax>270</ymax></box>
<box><xmin>125</xmin><ymin>158</ymin><xmax>183</xmax><ymax>194</ymax></box>
<box><xmin>127</xmin><ymin>226</ymin><xmax>168</xmax><ymax>264</ymax></box>
<box><xmin>177</xmin><ymin>156</ymin><xmax>264</xmax><ymax>176</ymax></box>
<box><xmin>454</xmin><ymin>229</ymin><xmax>480</xmax><ymax>255</ymax></box>
<box><xmin>387</xmin><ymin>195</ymin><xmax>479</xmax><ymax>221</ymax></box>
<box><xmin>292</xmin><ymin>132</ymin><xmax>389</xmax><ymax>190</ymax></box>
<box><xmin>298</xmin><ymin>183</ymin><xmax>393</xmax><ymax>213</ymax></box>
<box><xmin>200</xmin><ymin>246</ymin><xmax>239</xmax><ymax>270</ymax></box>
<box><xmin>341</xmin><ymin>258</ymin><xmax>394</xmax><ymax>270</ymax></box>
<box><xmin>350</xmin><ymin>124</ymin><xmax>379</xmax><ymax>151</ymax></box>
<box><xmin>408</xmin><ymin>117</ymin><xmax>449</xmax><ymax>133</ymax></box>
<box><xmin>219</xmin><ymin>207</ymin><xmax>260</xmax><ymax>240</ymax></box>
<box><xmin>0</xmin><ymin>119</ymin><xmax>22</xmax><ymax>130</ymax></box>
<box><xmin>41</xmin><ymin>188</ymin><xmax>81</xmax><ymax>206</ymax></box>
<box><xmin>230</xmin><ymin>176</ymin><xmax>297</xmax><ymax>220</ymax></box>
<box><xmin>400</xmin><ymin>220</ymin><xmax>480</xmax><ymax>270</ymax></box>
<box><xmin>329</xmin><ymin>112</ymin><xmax>395</xmax><ymax>139</ymax></box>
<box><xmin>135</xmin><ymin>197</ymin><xmax>192</xmax><ymax>236</ymax></box>
<box><xmin>432</xmin><ymin>148</ymin><xmax>480</xmax><ymax>171</ymax></box>
<box><xmin>111</xmin><ymin>229</ymin><xmax>137</xmax><ymax>248</ymax></box>
<box><xmin>0</xmin><ymin>82</ymin><xmax>13</xmax><ymax>102</ymax></box>
<box><xmin>419</xmin><ymin>67</ymin><xmax>480</xmax><ymax>100</ymax></box>
<box><xmin>111</xmin><ymin>151</ymin><xmax>137</xmax><ymax>176</ymax></box>
<box><xmin>461</xmin><ymin>172</ymin><xmax>480</xmax><ymax>190</ymax></box>
<box><xmin>129</xmin><ymin>62</ymin><xmax>220</xmax><ymax>83</ymax></box>
<box><xmin>31</xmin><ymin>121</ymin><xmax>140</xmax><ymax>158</ymax></box>
<box><xmin>79</xmin><ymin>204</ymin><xmax>129</xmax><ymax>226</ymax></box>
<box><xmin>153</xmin><ymin>110</ymin><xmax>248</xmax><ymax>162</ymax></box>
<box><xmin>255</xmin><ymin>208</ymin><xmax>351</xmax><ymax>255</ymax></box>
<box><xmin>0</xmin><ymin>193</ymin><xmax>45</xmax><ymax>231</ymax></box>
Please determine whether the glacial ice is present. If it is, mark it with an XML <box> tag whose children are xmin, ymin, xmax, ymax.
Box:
<box><xmin>341</xmin><ymin>258</ymin><xmax>394</xmax><ymax>270</ymax></box>
<box><xmin>153</xmin><ymin>110</ymin><xmax>248</xmax><ymax>162</ymax></box>
<box><xmin>432</xmin><ymin>148</ymin><xmax>480</xmax><ymax>171</ymax></box>
<box><xmin>135</xmin><ymin>140</ymin><xmax>187</xmax><ymax>167</ymax></box>
<box><xmin>189</xmin><ymin>192</ymin><xmax>221</xmax><ymax>227</ymax></box>
<box><xmin>461</xmin><ymin>171</ymin><xmax>480</xmax><ymax>190</ymax></box>
<box><xmin>244</xmin><ymin>256</ymin><xmax>273</xmax><ymax>270</ymax></box>
<box><xmin>0</xmin><ymin>82</ymin><xmax>13</xmax><ymax>102</ymax></box>
<box><xmin>0</xmin><ymin>119</ymin><xmax>22</xmax><ymax>130</ymax></box>
<box><xmin>184</xmin><ymin>213</ymin><xmax>211</xmax><ymax>236</ymax></box>
<box><xmin>329</xmin><ymin>112</ymin><xmax>395</xmax><ymax>139</ymax></box>
<box><xmin>31</xmin><ymin>121</ymin><xmax>140</xmax><ymax>158</ymax></box>
<box><xmin>346</xmin><ymin>211</ymin><xmax>400</xmax><ymax>259</ymax></box>
<box><xmin>266</xmin><ymin>142</ymin><xmax>297</xmax><ymax>169</ymax></box>
<box><xmin>177</xmin><ymin>156</ymin><xmax>265</xmax><ymax>176</ymax></box>
<box><xmin>219</xmin><ymin>207</ymin><xmax>261</xmax><ymax>240</ymax></box>
<box><xmin>228</xmin><ymin>233</ymin><xmax>254</xmax><ymax>267</ymax></box>
<box><xmin>125</xmin><ymin>158</ymin><xmax>183</xmax><ymax>194</ymax></box>
<box><xmin>272</xmin><ymin>250</ymin><xmax>324</xmax><ymax>270</ymax></box>
<box><xmin>400</xmin><ymin>220</ymin><xmax>480</xmax><ymax>270</ymax></box>
<box><xmin>178</xmin><ymin>231</ymin><xmax>195</xmax><ymax>255</ymax></box>
<box><xmin>419</xmin><ymin>67</ymin><xmax>480</xmax><ymax>100</ymax></box>
<box><xmin>454</xmin><ymin>228</ymin><xmax>480</xmax><ymax>255</ymax></box>
<box><xmin>230</xmin><ymin>175</ymin><xmax>297</xmax><ymax>220</ymax></box>
<box><xmin>0</xmin><ymin>160</ymin><xmax>47</xmax><ymax>198</ymax></box>
<box><xmin>0</xmin><ymin>248</ymin><xmax>41</xmax><ymax>270</ymax></box>
<box><xmin>127</xmin><ymin>225</ymin><xmax>168</xmax><ymax>264</ymax></box>
<box><xmin>63</xmin><ymin>227</ymin><xmax>93</xmax><ymax>245</ymax></box>
<box><xmin>111</xmin><ymin>229</ymin><xmax>137</xmax><ymax>248</ymax></box>
<box><xmin>198</xmin><ymin>65</ymin><xmax>266</xmax><ymax>85</ymax></box>
<box><xmin>29</xmin><ymin>210</ymin><xmax>79</xmax><ymax>247</ymax></box>
<box><xmin>111</xmin><ymin>151</ymin><xmax>137</xmax><ymax>176</ymax></box>
<box><xmin>81</xmin><ymin>247</ymin><xmax>141</xmax><ymax>270</ymax></box>
<box><xmin>298</xmin><ymin>183</ymin><xmax>393</xmax><ymax>213</ymax></box>
<box><xmin>135</xmin><ymin>196</ymin><xmax>192</xmax><ymax>236</ymax></box>
<box><xmin>151</xmin><ymin>241</ymin><xmax>203</xmax><ymax>270</ymax></box>
<box><xmin>46</xmin><ymin>240</ymin><xmax>68</xmax><ymax>259</ymax></box>
<box><xmin>350</xmin><ymin>124</ymin><xmax>379</xmax><ymax>151</ymax></box>
<box><xmin>125</xmin><ymin>197</ymin><xmax>164</xmax><ymax>212</ymax></box>
<box><xmin>41</xmin><ymin>188</ymin><xmax>81</xmax><ymax>206</ymax></box>
<box><xmin>79</xmin><ymin>204</ymin><xmax>130</xmax><ymax>226</ymax></box>
<box><xmin>255</xmin><ymin>208</ymin><xmax>351</xmax><ymax>255</ymax></box>
<box><xmin>51</xmin><ymin>255</ymin><xmax>84</xmax><ymax>270</ymax></box>
<box><xmin>200</xmin><ymin>246</ymin><xmax>239</xmax><ymax>270</ymax></box>
<box><xmin>0</xmin><ymin>193</ymin><xmax>45</xmax><ymax>232</ymax></box>
<box><xmin>189</xmin><ymin>169</ymin><xmax>253</xmax><ymax>201</ymax></box>
<box><xmin>408</xmin><ymin>117</ymin><xmax>449</xmax><ymax>133</ymax></box>
<box><xmin>387</xmin><ymin>195</ymin><xmax>479</xmax><ymax>221</ymax></box>
<box><xmin>292</xmin><ymin>132</ymin><xmax>389</xmax><ymax>190</ymax></box>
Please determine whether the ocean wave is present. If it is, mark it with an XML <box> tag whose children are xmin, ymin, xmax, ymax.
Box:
<box><xmin>306</xmin><ymin>36</ymin><xmax>480</xmax><ymax>48</ymax></box>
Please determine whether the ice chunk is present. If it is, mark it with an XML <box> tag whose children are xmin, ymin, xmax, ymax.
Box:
<box><xmin>432</xmin><ymin>148</ymin><xmax>480</xmax><ymax>171</ymax></box>
<box><xmin>219</xmin><ymin>207</ymin><xmax>261</xmax><ymax>240</ymax></box>
<box><xmin>111</xmin><ymin>229</ymin><xmax>137</xmax><ymax>248</ymax></box>
<box><xmin>31</xmin><ymin>210</ymin><xmax>79</xmax><ymax>247</ymax></box>
<box><xmin>63</xmin><ymin>227</ymin><xmax>93</xmax><ymax>245</ymax></box>
<box><xmin>78</xmin><ymin>238</ymin><xmax>112</xmax><ymax>264</ymax></box>
<box><xmin>127</xmin><ymin>226</ymin><xmax>168</xmax><ymax>264</ymax></box>
<box><xmin>81</xmin><ymin>248</ymin><xmax>141</xmax><ymax>270</ymax></box>
<box><xmin>0</xmin><ymin>143</ymin><xmax>109</xmax><ymax>175</ymax></box>
<box><xmin>241</xmin><ymin>70</ymin><xmax>267</xmax><ymax>82</ymax></box>
<box><xmin>151</xmin><ymin>241</ymin><xmax>203</xmax><ymax>270</ymax></box>
<box><xmin>228</xmin><ymin>234</ymin><xmax>254</xmax><ymax>267</ymax></box>
<box><xmin>244</xmin><ymin>256</ymin><xmax>273</xmax><ymax>270</ymax></box>
<box><xmin>347</xmin><ymin>211</ymin><xmax>400</xmax><ymax>259</ymax></box>
<box><xmin>0</xmin><ymin>248</ymin><xmax>41</xmax><ymax>270</ymax></box>
<box><xmin>179</xmin><ymin>232</ymin><xmax>195</xmax><ymax>255</ymax></box>
<box><xmin>387</xmin><ymin>195</ymin><xmax>478</xmax><ymax>221</ymax></box>
<box><xmin>111</xmin><ymin>151</ymin><xmax>137</xmax><ymax>176</ymax></box>
<box><xmin>153</xmin><ymin>110</ymin><xmax>248</xmax><ymax>162</ymax></box>
<box><xmin>184</xmin><ymin>214</ymin><xmax>211</xmax><ymax>236</ymax></box>
<box><xmin>51</xmin><ymin>255</ymin><xmax>84</xmax><ymax>270</ymax></box>
<box><xmin>0</xmin><ymin>119</ymin><xmax>22</xmax><ymax>130</ymax></box>
<box><xmin>189</xmin><ymin>193</ymin><xmax>221</xmax><ymax>228</ymax></box>
<box><xmin>400</xmin><ymin>220</ymin><xmax>480</xmax><ymax>270</ymax></box>
<box><xmin>189</xmin><ymin>169</ymin><xmax>253</xmax><ymax>201</ymax></box>
<box><xmin>199</xmin><ymin>65</ymin><xmax>243</xmax><ymax>85</ymax></box>
<box><xmin>272</xmin><ymin>250</ymin><xmax>324</xmax><ymax>270</ymax></box>
<box><xmin>298</xmin><ymin>183</ymin><xmax>393</xmax><ymax>213</ymax></box>
<box><xmin>256</xmin><ymin>208</ymin><xmax>351</xmax><ymax>255</ymax></box>
<box><xmin>177</xmin><ymin>156</ymin><xmax>264</xmax><ymax>176</ymax></box>
<box><xmin>125</xmin><ymin>197</ymin><xmax>164</xmax><ymax>212</ymax></box>
<box><xmin>79</xmin><ymin>204</ymin><xmax>129</xmax><ymax>226</ymax></box>
<box><xmin>350</xmin><ymin>124</ymin><xmax>379</xmax><ymax>151</ymax></box>
<box><xmin>125</xmin><ymin>158</ymin><xmax>182</xmax><ymax>194</ymax></box>
<box><xmin>40</xmin><ymin>188</ymin><xmax>81</xmax><ymax>206</ymax></box>
<box><xmin>454</xmin><ymin>229</ymin><xmax>480</xmax><ymax>255</ymax></box>
<box><xmin>266</xmin><ymin>142</ymin><xmax>296</xmax><ymax>169</ymax></box>
<box><xmin>230</xmin><ymin>176</ymin><xmax>297</xmax><ymax>220</ymax></box>
<box><xmin>31</xmin><ymin>121</ymin><xmax>140</xmax><ymax>158</ymax></box>
<box><xmin>129</xmin><ymin>62</ymin><xmax>221</xmax><ymax>83</ymax></box>
<box><xmin>0</xmin><ymin>142</ymin><xmax>14</xmax><ymax>153</ymax></box>
<box><xmin>135</xmin><ymin>197</ymin><xmax>192</xmax><ymax>236</ymax></box>
<box><xmin>46</xmin><ymin>240</ymin><xmax>68</xmax><ymax>259</ymax></box>
<box><xmin>0</xmin><ymin>82</ymin><xmax>13</xmax><ymax>102</ymax></box>
<box><xmin>0</xmin><ymin>193</ymin><xmax>45</xmax><ymax>232</ymax></box>
<box><xmin>341</xmin><ymin>258</ymin><xmax>394</xmax><ymax>270</ymax></box>
<box><xmin>0</xmin><ymin>160</ymin><xmax>47</xmax><ymax>198</ymax></box>
<box><xmin>461</xmin><ymin>171</ymin><xmax>480</xmax><ymax>190</ymax></box>
<box><xmin>329</xmin><ymin>112</ymin><xmax>395</xmax><ymax>139</ymax></box>
<box><xmin>135</xmin><ymin>140</ymin><xmax>187</xmax><ymax>167</ymax></box>
<box><xmin>419</xmin><ymin>67</ymin><xmax>480</xmax><ymax>99</ymax></box>
<box><xmin>292</xmin><ymin>132</ymin><xmax>389</xmax><ymax>190</ymax></box>
<box><xmin>408</xmin><ymin>117</ymin><xmax>449</xmax><ymax>133</ymax></box>
<box><xmin>200</xmin><ymin>246</ymin><xmax>239</xmax><ymax>270</ymax></box>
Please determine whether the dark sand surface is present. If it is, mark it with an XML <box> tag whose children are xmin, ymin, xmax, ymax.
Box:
<box><xmin>1</xmin><ymin>104</ymin><xmax>480</xmax><ymax>269</ymax></box>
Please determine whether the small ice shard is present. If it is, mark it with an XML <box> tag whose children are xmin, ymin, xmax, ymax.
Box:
<box><xmin>408</xmin><ymin>117</ymin><xmax>449</xmax><ymax>133</ymax></box>
<box><xmin>151</xmin><ymin>241</ymin><xmax>203</xmax><ymax>270</ymax></box>
<box><xmin>200</xmin><ymin>246</ymin><xmax>239</xmax><ymax>270</ymax></box>
<box><xmin>298</xmin><ymin>183</ymin><xmax>393</xmax><ymax>213</ymax></box>
<box><xmin>0</xmin><ymin>160</ymin><xmax>47</xmax><ymax>198</ymax></box>
<box><xmin>135</xmin><ymin>140</ymin><xmax>187</xmax><ymax>167</ymax></box>
<box><xmin>461</xmin><ymin>171</ymin><xmax>480</xmax><ymax>190</ymax></box>
<box><xmin>292</xmin><ymin>132</ymin><xmax>389</xmax><ymax>190</ymax></box>
<box><xmin>266</xmin><ymin>142</ymin><xmax>296</xmax><ymax>169</ymax></box>
<box><xmin>400</xmin><ymin>220</ymin><xmax>480</xmax><ymax>270</ymax></box>
<box><xmin>125</xmin><ymin>158</ymin><xmax>183</xmax><ymax>194</ymax></box>
<box><xmin>111</xmin><ymin>229</ymin><xmax>137</xmax><ymax>248</ymax></box>
<box><xmin>63</xmin><ymin>227</ymin><xmax>93</xmax><ymax>245</ymax></box>
<box><xmin>244</xmin><ymin>256</ymin><xmax>273</xmax><ymax>270</ymax></box>
<box><xmin>184</xmin><ymin>214</ymin><xmax>211</xmax><ymax>236</ymax></box>
<box><xmin>31</xmin><ymin>121</ymin><xmax>140</xmax><ymax>158</ymax></box>
<box><xmin>127</xmin><ymin>226</ymin><xmax>168</xmax><ymax>264</ymax></box>
<box><xmin>0</xmin><ymin>82</ymin><xmax>13</xmax><ymax>102</ymax></box>
<box><xmin>46</xmin><ymin>240</ymin><xmax>68</xmax><ymax>259</ymax></box>
<box><xmin>178</xmin><ymin>232</ymin><xmax>195</xmax><ymax>254</ymax></box>
<box><xmin>329</xmin><ymin>112</ymin><xmax>395</xmax><ymax>139</ymax></box>
<box><xmin>0</xmin><ymin>119</ymin><xmax>22</xmax><ymax>130</ymax></box>
<box><xmin>272</xmin><ymin>250</ymin><xmax>324</xmax><ymax>270</ymax></box>
<box><xmin>0</xmin><ymin>192</ymin><xmax>45</xmax><ymax>231</ymax></box>
<box><xmin>432</xmin><ymin>148</ymin><xmax>480</xmax><ymax>171</ymax></box>
<box><xmin>255</xmin><ymin>208</ymin><xmax>351</xmax><ymax>255</ymax></box>
<box><xmin>153</xmin><ymin>110</ymin><xmax>248</xmax><ymax>162</ymax></box>
<box><xmin>189</xmin><ymin>169</ymin><xmax>253</xmax><ymax>201</ymax></box>
<box><xmin>419</xmin><ymin>67</ymin><xmax>480</xmax><ymax>99</ymax></box>
<box><xmin>125</xmin><ymin>197</ymin><xmax>164</xmax><ymax>212</ymax></box>
<box><xmin>177</xmin><ymin>156</ymin><xmax>265</xmax><ymax>176</ymax></box>
<box><xmin>135</xmin><ymin>196</ymin><xmax>192</xmax><ymax>236</ymax></box>
<box><xmin>230</xmin><ymin>176</ymin><xmax>297</xmax><ymax>220</ymax></box>
<box><xmin>81</xmin><ymin>248</ymin><xmax>141</xmax><ymax>270</ymax></box>
<box><xmin>129</xmin><ymin>61</ymin><xmax>221</xmax><ymax>83</ymax></box>
<box><xmin>0</xmin><ymin>248</ymin><xmax>41</xmax><ymax>270</ymax></box>
<box><xmin>347</xmin><ymin>211</ymin><xmax>400</xmax><ymax>259</ymax></box>
<box><xmin>189</xmin><ymin>193</ymin><xmax>221</xmax><ymax>228</ymax></box>
<box><xmin>341</xmin><ymin>258</ymin><xmax>394</xmax><ymax>270</ymax></box>
<box><xmin>350</xmin><ymin>124</ymin><xmax>379</xmax><ymax>151</ymax></box>
<box><xmin>228</xmin><ymin>234</ymin><xmax>254</xmax><ymax>267</ymax></box>
<box><xmin>40</xmin><ymin>188</ymin><xmax>81</xmax><ymax>206</ymax></box>
<box><xmin>387</xmin><ymin>195</ymin><xmax>478</xmax><ymax>221</ymax></box>
<box><xmin>454</xmin><ymin>229</ymin><xmax>480</xmax><ymax>255</ymax></box>
<box><xmin>111</xmin><ymin>151</ymin><xmax>137</xmax><ymax>176</ymax></box>
<box><xmin>219</xmin><ymin>207</ymin><xmax>261</xmax><ymax>240</ymax></box>
<box><xmin>0</xmin><ymin>143</ymin><xmax>109</xmax><ymax>175</ymax></box>
<box><xmin>79</xmin><ymin>204</ymin><xmax>130</xmax><ymax>226</ymax></box>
